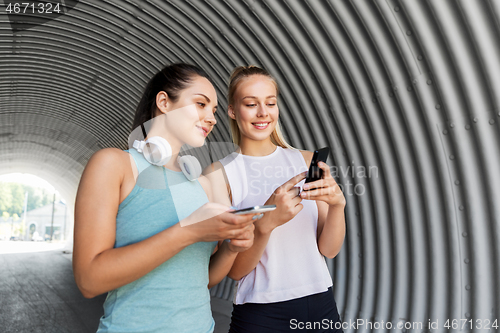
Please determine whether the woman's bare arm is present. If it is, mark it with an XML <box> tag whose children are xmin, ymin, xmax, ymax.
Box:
<box><xmin>316</xmin><ymin>201</ymin><xmax>345</xmax><ymax>259</ymax></box>
<box><xmin>203</xmin><ymin>162</ymin><xmax>256</xmax><ymax>285</ymax></box>
<box><xmin>73</xmin><ymin>149</ymin><xmax>197</xmax><ymax>297</ymax></box>
<box><xmin>73</xmin><ymin>149</ymin><xmax>255</xmax><ymax>298</ymax></box>
<box><xmin>227</xmin><ymin>172</ymin><xmax>306</xmax><ymax>280</ymax></box>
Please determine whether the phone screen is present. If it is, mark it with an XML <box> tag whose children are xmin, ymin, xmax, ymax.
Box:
<box><xmin>305</xmin><ymin>147</ymin><xmax>330</xmax><ymax>184</ymax></box>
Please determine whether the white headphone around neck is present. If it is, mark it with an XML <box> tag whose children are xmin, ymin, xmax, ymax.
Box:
<box><xmin>132</xmin><ymin>136</ymin><xmax>202</xmax><ymax>181</ymax></box>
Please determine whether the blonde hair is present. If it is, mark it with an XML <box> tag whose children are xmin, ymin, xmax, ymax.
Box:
<box><xmin>227</xmin><ymin>65</ymin><xmax>294</xmax><ymax>149</ymax></box>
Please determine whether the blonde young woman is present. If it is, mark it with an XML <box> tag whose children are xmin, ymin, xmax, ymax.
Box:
<box><xmin>206</xmin><ymin>66</ymin><xmax>346</xmax><ymax>332</ymax></box>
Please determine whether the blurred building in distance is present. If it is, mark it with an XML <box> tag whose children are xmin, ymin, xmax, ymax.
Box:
<box><xmin>0</xmin><ymin>201</ymin><xmax>67</xmax><ymax>242</ymax></box>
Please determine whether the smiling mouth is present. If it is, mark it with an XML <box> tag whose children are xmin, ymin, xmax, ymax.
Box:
<box><xmin>252</xmin><ymin>122</ymin><xmax>270</xmax><ymax>129</ymax></box>
<box><xmin>196</xmin><ymin>126</ymin><xmax>208</xmax><ymax>137</ymax></box>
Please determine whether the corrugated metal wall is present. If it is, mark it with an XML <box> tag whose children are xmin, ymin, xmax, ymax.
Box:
<box><xmin>1</xmin><ymin>1</ymin><xmax>498</xmax><ymax>331</ymax></box>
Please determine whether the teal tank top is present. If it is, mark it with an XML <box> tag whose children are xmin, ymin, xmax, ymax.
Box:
<box><xmin>97</xmin><ymin>149</ymin><xmax>217</xmax><ymax>333</ymax></box>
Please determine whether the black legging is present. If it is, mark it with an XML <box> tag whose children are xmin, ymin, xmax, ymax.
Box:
<box><xmin>228</xmin><ymin>287</ymin><xmax>343</xmax><ymax>333</ymax></box>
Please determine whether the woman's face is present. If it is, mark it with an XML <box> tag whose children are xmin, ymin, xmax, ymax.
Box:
<box><xmin>229</xmin><ymin>75</ymin><xmax>278</xmax><ymax>143</ymax></box>
<box><xmin>159</xmin><ymin>75</ymin><xmax>218</xmax><ymax>148</ymax></box>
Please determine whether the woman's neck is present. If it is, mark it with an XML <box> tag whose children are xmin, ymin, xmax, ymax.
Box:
<box><xmin>238</xmin><ymin>137</ymin><xmax>277</xmax><ymax>156</ymax></box>
<box><xmin>144</xmin><ymin>116</ymin><xmax>183</xmax><ymax>171</ymax></box>
<box><xmin>163</xmin><ymin>152</ymin><xmax>182</xmax><ymax>171</ymax></box>
<box><xmin>143</xmin><ymin>135</ymin><xmax>182</xmax><ymax>172</ymax></box>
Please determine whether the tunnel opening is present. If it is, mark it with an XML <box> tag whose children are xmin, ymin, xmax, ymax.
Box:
<box><xmin>0</xmin><ymin>172</ymin><xmax>69</xmax><ymax>245</ymax></box>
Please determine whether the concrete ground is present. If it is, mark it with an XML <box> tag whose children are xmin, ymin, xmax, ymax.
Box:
<box><xmin>0</xmin><ymin>241</ymin><xmax>233</xmax><ymax>333</ymax></box>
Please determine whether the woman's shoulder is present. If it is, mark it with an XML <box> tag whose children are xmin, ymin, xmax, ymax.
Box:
<box><xmin>297</xmin><ymin>149</ymin><xmax>314</xmax><ymax>166</ymax></box>
<box><xmin>78</xmin><ymin>148</ymin><xmax>132</xmax><ymax>199</ymax></box>
<box><xmin>87</xmin><ymin>148</ymin><xmax>130</xmax><ymax>168</ymax></box>
<box><xmin>83</xmin><ymin>148</ymin><xmax>134</xmax><ymax>181</ymax></box>
<box><xmin>202</xmin><ymin>161</ymin><xmax>226</xmax><ymax>186</ymax></box>
<box><xmin>203</xmin><ymin>161</ymin><xmax>224</xmax><ymax>173</ymax></box>
<box><xmin>217</xmin><ymin>152</ymin><xmax>238</xmax><ymax>166</ymax></box>
<box><xmin>201</xmin><ymin>161</ymin><xmax>232</xmax><ymax>205</ymax></box>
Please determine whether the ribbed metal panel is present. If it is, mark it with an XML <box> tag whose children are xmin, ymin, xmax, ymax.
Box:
<box><xmin>1</xmin><ymin>1</ymin><xmax>498</xmax><ymax>330</ymax></box>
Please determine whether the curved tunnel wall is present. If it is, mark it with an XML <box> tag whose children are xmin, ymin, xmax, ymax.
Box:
<box><xmin>1</xmin><ymin>0</ymin><xmax>499</xmax><ymax>330</ymax></box>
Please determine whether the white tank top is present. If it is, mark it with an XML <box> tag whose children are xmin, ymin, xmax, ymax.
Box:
<box><xmin>219</xmin><ymin>146</ymin><xmax>333</xmax><ymax>304</ymax></box>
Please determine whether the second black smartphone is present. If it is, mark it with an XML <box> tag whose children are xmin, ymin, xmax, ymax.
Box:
<box><xmin>304</xmin><ymin>147</ymin><xmax>330</xmax><ymax>184</ymax></box>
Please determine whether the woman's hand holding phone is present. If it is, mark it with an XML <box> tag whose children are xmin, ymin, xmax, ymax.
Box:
<box><xmin>181</xmin><ymin>202</ymin><xmax>257</xmax><ymax>243</ymax></box>
<box><xmin>300</xmin><ymin>162</ymin><xmax>345</xmax><ymax>207</ymax></box>
<box><xmin>225</xmin><ymin>223</ymin><xmax>255</xmax><ymax>253</ymax></box>
<box><xmin>255</xmin><ymin>172</ymin><xmax>306</xmax><ymax>234</ymax></box>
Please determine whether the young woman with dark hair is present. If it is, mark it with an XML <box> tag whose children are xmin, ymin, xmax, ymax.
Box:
<box><xmin>73</xmin><ymin>63</ymin><xmax>260</xmax><ymax>333</ymax></box>
<box><xmin>206</xmin><ymin>66</ymin><xmax>346</xmax><ymax>333</ymax></box>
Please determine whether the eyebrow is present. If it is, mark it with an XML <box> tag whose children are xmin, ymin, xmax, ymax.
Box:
<box><xmin>194</xmin><ymin>93</ymin><xmax>210</xmax><ymax>103</ymax></box>
<box><xmin>194</xmin><ymin>93</ymin><xmax>218</xmax><ymax>110</ymax></box>
<box><xmin>242</xmin><ymin>95</ymin><xmax>276</xmax><ymax>99</ymax></box>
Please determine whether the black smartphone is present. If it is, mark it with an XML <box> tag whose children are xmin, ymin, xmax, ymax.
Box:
<box><xmin>304</xmin><ymin>147</ymin><xmax>330</xmax><ymax>184</ymax></box>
